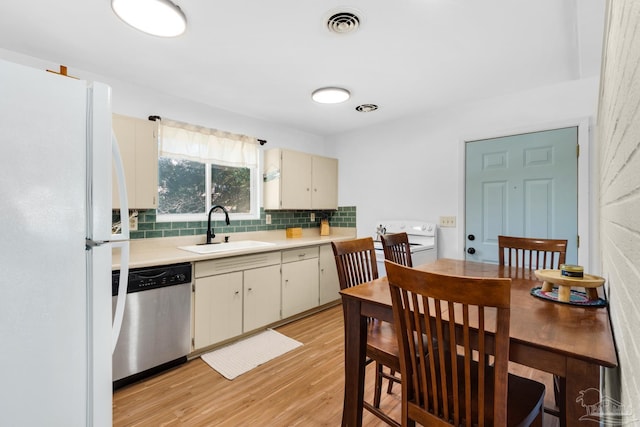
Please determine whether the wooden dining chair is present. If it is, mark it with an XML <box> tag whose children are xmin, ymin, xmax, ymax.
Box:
<box><xmin>380</xmin><ymin>232</ymin><xmax>413</xmax><ymax>268</ymax></box>
<box><xmin>379</xmin><ymin>232</ymin><xmax>412</xmax><ymax>396</ymax></box>
<box><xmin>498</xmin><ymin>235</ymin><xmax>567</xmax><ymax>270</ymax></box>
<box><xmin>498</xmin><ymin>234</ymin><xmax>567</xmax><ymax>419</ymax></box>
<box><xmin>332</xmin><ymin>237</ymin><xmax>401</xmax><ymax>427</ymax></box>
<box><xmin>386</xmin><ymin>260</ymin><xmax>546</xmax><ymax>427</ymax></box>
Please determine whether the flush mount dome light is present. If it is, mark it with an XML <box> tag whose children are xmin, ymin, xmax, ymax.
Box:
<box><xmin>112</xmin><ymin>0</ymin><xmax>187</xmax><ymax>37</ymax></box>
<box><xmin>311</xmin><ymin>87</ymin><xmax>350</xmax><ymax>104</ymax></box>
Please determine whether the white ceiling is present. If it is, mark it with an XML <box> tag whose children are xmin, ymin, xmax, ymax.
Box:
<box><xmin>0</xmin><ymin>0</ymin><xmax>605</xmax><ymax>136</ymax></box>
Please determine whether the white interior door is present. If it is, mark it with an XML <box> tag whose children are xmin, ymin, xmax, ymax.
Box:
<box><xmin>465</xmin><ymin>127</ymin><xmax>578</xmax><ymax>264</ymax></box>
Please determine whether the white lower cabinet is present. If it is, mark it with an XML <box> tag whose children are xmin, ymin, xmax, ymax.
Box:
<box><xmin>193</xmin><ymin>271</ymin><xmax>243</xmax><ymax>350</ymax></box>
<box><xmin>319</xmin><ymin>244</ymin><xmax>340</xmax><ymax>304</ymax></box>
<box><xmin>243</xmin><ymin>264</ymin><xmax>281</xmax><ymax>332</ymax></box>
<box><xmin>192</xmin><ymin>242</ymin><xmax>342</xmax><ymax>352</ymax></box>
<box><xmin>193</xmin><ymin>252</ymin><xmax>281</xmax><ymax>351</ymax></box>
<box><xmin>281</xmin><ymin>247</ymin><xmax>320</xmax><ymax>318</ymax></box>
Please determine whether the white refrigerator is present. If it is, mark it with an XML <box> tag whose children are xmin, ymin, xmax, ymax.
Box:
<box><xmin>0</xmin><ymin>59</ymin><xmax>130</xmax><ymax>426</ymax></box>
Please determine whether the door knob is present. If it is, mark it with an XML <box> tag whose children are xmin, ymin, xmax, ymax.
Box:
<box><xmin>468</xmin><ymin>234</ymin><xmax>475</xmax><ymax>241</ymax></box>
<box><xmin>467</xmin><ymin>247</ymin><xmax>476</xmax><ymax>255</ymax></box>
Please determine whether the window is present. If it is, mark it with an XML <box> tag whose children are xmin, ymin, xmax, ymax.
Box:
<box><xmin>156</xmin><ymin>120</ymin><xmax>260</xmax><ymax>221</ymax></box>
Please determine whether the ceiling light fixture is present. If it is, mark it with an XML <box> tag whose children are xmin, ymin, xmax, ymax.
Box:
<box><xmin>312</xmin><ymin>87</ymin><xmax>351</xmax><ymax>104</ymax></box>
<box><xmin>111</xmin><ymin>0</ymin><xmax>187</xmax><ymax>37</ymax></box>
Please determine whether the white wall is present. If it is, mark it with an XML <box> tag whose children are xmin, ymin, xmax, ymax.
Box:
<box><xmin>598</xmin><ymin>0</ymin><xmax>640</xmax><ymax>420</ymax></box>
<box><xmin>330</xmin><ymin>77</ymin><xmax>600</xmax><ymax>260</ymax></box>
<box><xmin>0</xmin><ymin>49</ymin><xmax>328</xmax><ymax>158</ymax></box>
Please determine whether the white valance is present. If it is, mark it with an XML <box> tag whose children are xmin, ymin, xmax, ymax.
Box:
<box><xmin>159</xmin><ymin>119</ymin><xmax>259</xmax><ymax>168</ymax></box>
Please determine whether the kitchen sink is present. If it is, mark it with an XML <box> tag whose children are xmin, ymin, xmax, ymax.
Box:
<box><xmin>178</xmin><ymin>240</ymin><xmax>276</xmax><ymax>254</ymax></box>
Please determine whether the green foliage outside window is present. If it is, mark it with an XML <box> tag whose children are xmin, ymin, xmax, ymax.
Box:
<box><xmin>211</xmin><ymin>164</ymin><xmax>250</xmax><ymax>213</ymax></box>
<box><xmin>158</xmin><ymin>157</ymin><xmax>252</xmax><ymax>215</ymax></box>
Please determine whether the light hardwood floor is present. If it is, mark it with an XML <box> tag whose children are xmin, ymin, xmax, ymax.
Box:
<box><xmin>113</xmin><ymin>305</ymin><xmax>559</xmax><ymax>426</ymax></box>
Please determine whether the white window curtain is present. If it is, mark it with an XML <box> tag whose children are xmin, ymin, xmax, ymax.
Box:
<box><xmin>159</xmin><ymin>119</ymin><xmax>259</xmax><ymax>168</ymax></box>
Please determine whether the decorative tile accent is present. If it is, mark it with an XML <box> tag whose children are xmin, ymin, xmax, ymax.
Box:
<box><xmin>113</xmin><ymin>207</ymin><xmax>356</xmax><ymax>239</ymax></box>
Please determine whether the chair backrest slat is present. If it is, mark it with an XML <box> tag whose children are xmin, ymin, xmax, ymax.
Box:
<box><xmin>386</xmin><ymin>260</ymin><xmax>512</xmax><ymax>427</ymax></box>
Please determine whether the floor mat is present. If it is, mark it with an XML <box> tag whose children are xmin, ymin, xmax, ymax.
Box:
<box><xmin>200</xmin><ymin>329</ymin><xmax>303</xmax><ymax>380</ymax></box>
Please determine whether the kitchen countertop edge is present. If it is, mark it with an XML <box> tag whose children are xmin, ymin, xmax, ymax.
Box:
<box><xmin>112</xmin><ymin>227</ymin><xmax>357</xmax><ymax>270</ymax></box>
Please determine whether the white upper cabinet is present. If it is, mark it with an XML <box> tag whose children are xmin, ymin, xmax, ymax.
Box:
<box><xmin>112</xmin><ymin>114</ymin><xmax>158</xmax><ymax>209</ymax></box>
<box><xmin>263</xmin><ymin>148</ymin><xmax>338</xmax><ymax>210</ymax></box>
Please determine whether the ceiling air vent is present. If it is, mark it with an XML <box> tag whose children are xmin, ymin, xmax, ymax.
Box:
<box><xmin>356</xmin><ymin>104</ymin><xmax>379</xmax><ymax>113</ymax></box>
<box><xmin>326</xmin><ymin>11</ymin><xmax>360</xmax><ymax>34</ymax></box>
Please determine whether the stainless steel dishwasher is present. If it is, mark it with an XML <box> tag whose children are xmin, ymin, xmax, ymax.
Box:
<box><xmin>112</xmin><ymin>262</ymin><xmax>192</xmax><ymax>389</ymax></box>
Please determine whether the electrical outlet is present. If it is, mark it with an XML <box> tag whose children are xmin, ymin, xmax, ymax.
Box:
<box><xmin>310</xmin><ymin>213</ymin><xmax>315</xmax><ymax>222</ymax></box>
<box><xmin>129</xmin><ymin>213</ymin><xmax>138</xmax><ymax>231</ymax></box>
<box><xmin>265</xmin><ymin>214</ymin><xmax>272</xmax><ymax>225</ymax></box>
<box><xmin>439</xmin><ymin>216</ymin><xmax>456</xmax><ymax>228</ymax></box>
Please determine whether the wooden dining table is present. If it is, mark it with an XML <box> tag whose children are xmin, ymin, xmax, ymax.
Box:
<box><xmin>339</xmin><ymin>258</ymin><xmax>618</xmax><ymax>427</ymax></box>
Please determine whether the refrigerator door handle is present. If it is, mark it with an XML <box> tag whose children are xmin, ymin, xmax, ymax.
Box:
<box><xmin>111</xmin><ymin>132</ymin><xmax>130</xmax><ymax>353</ymax></box>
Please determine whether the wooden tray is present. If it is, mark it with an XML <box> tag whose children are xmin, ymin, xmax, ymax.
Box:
<box><xmin>534</xmin><ymin>269</ymin><xmax>605</xmax><ymax>302</ymax></box>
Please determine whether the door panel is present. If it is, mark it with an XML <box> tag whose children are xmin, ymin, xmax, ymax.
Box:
<box><xmin>465</xmin><ymin>127</ymin><xmax>578</xmax><ymax>264</ymax></box>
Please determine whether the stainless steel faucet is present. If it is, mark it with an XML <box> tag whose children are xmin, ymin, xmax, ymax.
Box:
<box><xmin>206</xmin><ymin>205</ymin><xmax>230</xmax><ymax>244</ymax></box>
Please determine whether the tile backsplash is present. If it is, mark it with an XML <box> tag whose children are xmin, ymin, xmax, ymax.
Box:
<box><xmin>113</xmin><ymin>206</ymin><xmax>356</xmax><ymax>240</ymax></box>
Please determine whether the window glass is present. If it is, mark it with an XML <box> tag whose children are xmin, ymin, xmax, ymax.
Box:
<box><xmin>211</xmin><ymin>164</ymin><xmax>251</xmax><ymax>213</ymax></box>
<box><xmin>158</xmin><ymin>157</ymin><xmax>205</xmax><ymax>215</ymax></box>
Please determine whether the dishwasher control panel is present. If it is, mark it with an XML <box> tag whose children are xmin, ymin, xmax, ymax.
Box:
<box><xmin>112</xmin><ymin>262</ymin><xmax>192</xmax><ymax>295</ymax></box>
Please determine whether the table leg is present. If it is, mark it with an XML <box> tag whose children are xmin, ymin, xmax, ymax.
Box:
<box><xmin>541</xmin><ymin>280</ymin><xmax>553</xmax><ymax>292</ymax></box>
<box><xmin>564</xmin><ymin>358</ymin><xmax>599</xmax><ymax>427</ymax></box>
<box><xmin>558</xmin><ymin>285</ymin><xmax>571</xmax><ymax>302</ymax></box>
<box><xmin>586</xmin><ymin>288</ymin><xmax>599</xmax><ymax>300</ymax></box>
<box><xmin>341</xmin><ymin>297</ymin><xmax>367</xmax><ymax>427</ymax></box>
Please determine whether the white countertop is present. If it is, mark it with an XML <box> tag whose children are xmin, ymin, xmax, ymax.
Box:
<box><xmin>112</xmin><ymin>227</ymin><xmax>357</xmax><ymax>269</ymax></box>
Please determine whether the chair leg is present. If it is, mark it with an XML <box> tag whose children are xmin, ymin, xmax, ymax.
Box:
<box><xmin>373</xmin><ymin>362</ymin><xmax>383</xmax><ymax>408</ymax></box>
<box><xmin>387</xmin><ymin>369</ymin><xmax>395</xmax><ymax>394</ymax></box>
<box><xmin>554</xmin><ymin>375</ymin><xmax>567</xmax><ymax>427</ymax></box>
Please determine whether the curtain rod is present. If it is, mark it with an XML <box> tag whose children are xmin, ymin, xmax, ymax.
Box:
<box><xmin>147</xmin><ymin>115</ymin><xmax>267</xmax><ymax>145</ymax></box>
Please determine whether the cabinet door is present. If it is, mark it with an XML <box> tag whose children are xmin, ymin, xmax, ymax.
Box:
<box><xmin>281</xmin><ymin>150</ymin><xmax>312</xmax><ymax>209</ymax></box>
<box><xmin>311</xmin><ymin>155</ymin><xmax>338</xmax><ymax>210</ymax></box>
<box><xmin>193</xmin><ymin>272</ymin><xmax>242</xmax><ymax>350</ymax></box>
<box><xmin>243</xmin><ymin>264</ymin><xmax>281</xmax><ymax>332</ymax></box>
<box><xmin>112</xmin><ymin>114</ymin><xmax>158</xmax><ymax>209</ymax></box>
<box><xmin>112</xmin><ymin>115</ymin><xmax>136</xmax><ymax>209</ymax></box>
<box><xmin>281</xmin><ymin>258</ymin><xmax>319</xmax><ymax>318</ymax></box>
<box><xmin>319</xmin><ymin>244</ymin><xmax>340</xmax><ymax>304</ymax></box>
<box><xmin>134</xmin><ymin>119</ymin><xmax>158</xmax><ymax>208</ymax></box>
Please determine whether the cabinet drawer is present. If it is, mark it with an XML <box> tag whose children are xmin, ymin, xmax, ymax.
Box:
<box><xmin>195</xmin><ymin>251</ymin><xmax>281</xmax><ymax>278</ymax></box>
<box><xmin>281</xmin><ymin>246</ymin><xmax>319</xmax><ymax>263</ymax></box>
